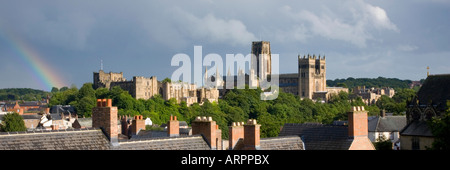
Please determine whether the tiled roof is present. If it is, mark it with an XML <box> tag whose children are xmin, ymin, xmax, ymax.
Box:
<box><xmin>115</xmin><ymin>135</ymin><xmax>210</xmax><ymax>150</ymax></box>
<box><xmin>0</xmin><ymin>128</ymin><xmax>111</xmax><ymax>150</ymax></box>
<box><xmin>279</xmin><ymin>123</ymin><xmax>352</xmax><ymax>150</ymax></box>
<box><xmin>368</xmin><ymin>116</ymin><xmax>407</xmax><ymax>132</ymax></box>
<box><xmin>260</xmin><ymin>136</ymin><xmax>304</xmax><ymax>150</ymax></box>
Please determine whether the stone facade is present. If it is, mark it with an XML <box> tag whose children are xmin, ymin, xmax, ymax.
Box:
<box><xmin>352</xmin><ymin>86</ymin><xmax>395</xmax><ymax>105</ymax></box>
<box><xmin>278</xmin><ymin>54</ymin><xmax>347</xmax><ymax>101</ymax></box>
<box><xmin>93</xmin><ymin>70</ymin><xmax>218</xmax><ymax>105</ymax></box>
<box><xmin>298</xmin><ymin>54</ymin><xmax>327</xmax><ymax>99</ymax></box>
<box><xmin>252</xmin><ymin>41</ymin><xmax>271</xmax><ymax>78</ymax></box>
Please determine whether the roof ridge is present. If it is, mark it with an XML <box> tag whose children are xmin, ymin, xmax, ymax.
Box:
<box><xmin>0</xmin><ymin>127</ymin><xmax>102</xmax><ymax>137</ymax></box>
<box><xmin>120</xmin><ymin>134</ymin><xmax>204</xmax><ymax>144</ymax></box>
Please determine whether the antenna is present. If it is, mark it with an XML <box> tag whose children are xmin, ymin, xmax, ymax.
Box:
<box><xmin>100</xmin><ymin>59</ymin><xmax>103</xmax><ymax>70</ymax></box>
<box><xmin>427</xmin><ymin>66</ymin><xmax>430</xmax><ymax>77</ymax></box>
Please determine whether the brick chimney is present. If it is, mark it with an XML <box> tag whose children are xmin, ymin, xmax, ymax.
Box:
<box><xmin>243</xmin><ymin>119</ymin><xmax>261</xmax><ymax>150</ymax></box>
<box><xmin>121</xmin><ymin>115</ymin><xmax>130</xmax><ymax>137</ymax></box>
<box><xmin>131</xmin><ymin>115</ymin><xmax>145</xmax><ymax>136</ymax></box>
<box><xmin>348</xmin><ymin>106</ymin><xmax>368</xmax><ymax>138</ymax></box>
<box><xmin>167</xmin><ymin>115</ymin><xmax>180</xmax><ymax>137</ymax></box>
<box><xmin>192</xmin><ymin>116</ymin><xmax>222</xmax><ymax>150</ymax></box>
<box><xmin>228</xmin><ymin>121</ymin><xmax>244</xmax><ymax>150</ymax></box>
<box><xmin>92</xmin><ymin>99</ymin><xmax>118</xmax><ymax>145</ymax></box>
<box><xmin>51</xmin><ymin>124</ymin><xmax>59</xmax><ymax>130</ymax></box>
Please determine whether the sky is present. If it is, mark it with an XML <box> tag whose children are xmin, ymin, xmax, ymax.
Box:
<box><xmin>0</xmin><ymin>0</ymin><xmax>449</xmax><ymax>91</ymax></box>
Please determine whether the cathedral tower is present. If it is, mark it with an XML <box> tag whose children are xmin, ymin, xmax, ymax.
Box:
<box><xmin>298</xmin><ymin>54</ymin><xmax>326</xmax><ymax>99</ymax></box>
<box><xmin>251</xmin><ymin>41</ymin><xmax>271</xmax><ymax>78</ymax></box>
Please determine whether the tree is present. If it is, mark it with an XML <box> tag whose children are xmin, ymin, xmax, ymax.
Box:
<box><xmin>374</xmin><ymin>135</ymin><xmax>393</xmax><ymax>150</ymax></box>
<box><xmin>1</xmin><ymin>112</ymin><xmax>27</xmax><ymax>132</ymax></box>
<box><xmin>51</xmin><ymin>87</ymin><xmax>59</xmax><ymax>93</ymax></box>
<box><xmin>76</xmin><ymin>96</ymin><xmax>96</xmax><ymax>117</ymax></box>
<box><xmin>429</xmin><ymin>101</ymin><xmax>450</xmax><ymax>150</ymax></box>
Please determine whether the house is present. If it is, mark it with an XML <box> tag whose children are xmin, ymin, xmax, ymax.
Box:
<box><xmin>400</xmin><ymin>74</ymin><xmax>450</xmax><ymax>150</ymax></box>
<box><xmin>227</xmin><ymin>120</ymin><xmax>304</xmax><ymax>150</ymax></box>
<box><xmin>368</xmin><ymin>110</ymin><xmax>406</xmax><ymax>149</ymax></box>
<box><xmin>0</xmin><ymin>98</ymin><xmax>305</xmax><ymax>150</ymax></box>
<box><xmin>278</xmin><ymin>106</ymin><xmax>375</xmax><ymax>150</ymax></box>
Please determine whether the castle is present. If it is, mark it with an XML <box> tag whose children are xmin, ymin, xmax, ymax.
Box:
<box><xmin>93</xmin><ymin>70</ymin><xmax>219</xmax><ymax>105</ymax></box>
<box><xmin>94</xmin><ymin>40</ymin><xmax>347</xmax><ymax>103</ymax></box>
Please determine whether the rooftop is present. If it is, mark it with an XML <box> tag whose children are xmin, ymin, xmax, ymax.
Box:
<box><xmin>279</xmin><ymin>123</ymin><xmax>352</xmax><ymax>150</ymax></box>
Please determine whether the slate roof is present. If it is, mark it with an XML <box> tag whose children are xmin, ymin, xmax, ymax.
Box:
<box><xmin>115</xmin><ymin>135</ymin><xmax>210</xmax><ymax>150</ymax></box>
<box><xmin>368</xmin><ymin>116</ymin><xmax>407</xmax><ymax>132</ymax></box>
<box><xmin>0</xmin><ymin>128</ymin><xmax>111</xmax><ymax>150</ymax></box>
<box><xmin>400</xmin><ymin>121</ymin><xmax>433</xmax><ymax>137</ymax></box>
<box><xmin>415</xmin><ymin>74</ymin><xmax>450</xmax><ymax>111</ymax></box>
<box><xmin>260</xmin><ymin>136</ymin><xmax>304</xmax><ymax>150</ymax></box>
<box><xmin>73</xmin><ymin>118</ymin><xmax>93</xmax><ymax>128</ymax></box>
<box><xmin>278</xmin><ymin>123</ymin><xmax>352</xmax><ymax>150</ymax></box>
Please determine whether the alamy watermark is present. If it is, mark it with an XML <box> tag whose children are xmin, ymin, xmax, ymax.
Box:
<box><xmin>171</xmin><ymin>46</ymin><xmax>279</xmax><ymax>100</ymax></box>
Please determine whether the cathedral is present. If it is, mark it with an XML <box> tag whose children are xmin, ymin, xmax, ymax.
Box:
<box><xmin>251</xmin><ymin>41</ymin><xmax>348</xmax><ymax>101</ymax></box>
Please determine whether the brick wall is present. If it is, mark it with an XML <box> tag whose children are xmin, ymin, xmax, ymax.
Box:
<box><xmin>243</xmin><ymin>119</ymin><xmax>261</xmax><ymax>150</ymax></box>
<box><xmin>131</xmin><ymin>115</ymin><xmax>145</xmax><ymax>136</ymax></box>
<box><xmin>348</xmin><ymin>106</ymin><xmax>368</xmax><ymax>137</ymax></box>
<box><xmin>92</xmin><ymin>99</ymin><xmax>118</xmax><ymax>141</ymax></box>
<box><xmin>168</xmin><ymin>115</ymin><xmax>180</xmax><ymax>137</ymax></box>
<box><xmin>228</xmin><ymin>122</ymin><xmax>244</xmax><ymax>149</ymax></box>
<box><xmin>192</xmin><ymin>116</ymin><xmax>222</xmax><ymax>150</ymax></box>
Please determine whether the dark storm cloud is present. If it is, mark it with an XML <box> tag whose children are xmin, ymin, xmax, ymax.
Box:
<box><xmin>0</xmin><ymin>0</ymin><xmax>449</xmax><ymax>90</ymax></box>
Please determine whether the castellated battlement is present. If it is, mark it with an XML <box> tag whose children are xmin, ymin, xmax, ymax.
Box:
<box><xmin>298</xmin><ymin>54</ymin><xmax>326</xmax><ymax>60</ymax></box>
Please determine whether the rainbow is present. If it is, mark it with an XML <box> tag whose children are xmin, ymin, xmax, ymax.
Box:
<box><xmin>0</xmin><ymin>28</ymin><xmax>67</xmax><ymax>91</ymax></box>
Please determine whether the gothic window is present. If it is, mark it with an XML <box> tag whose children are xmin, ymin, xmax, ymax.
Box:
<box><xmin>412</xmin><ymin>111</ymin><xmax>421</xmax><ymax>121</ymax></box>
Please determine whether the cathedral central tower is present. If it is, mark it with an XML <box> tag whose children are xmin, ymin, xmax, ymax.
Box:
<box><xmin>251</xmin><ymin>41</ymin><xmax>271</xmax><ymax>78</ymax></box>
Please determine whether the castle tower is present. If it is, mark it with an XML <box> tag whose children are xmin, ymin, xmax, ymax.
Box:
<box><xmin>298</xmin><ymin>54</ymin><xmax>326</xmax><ymax>99</ymax></box>
<box><xmin>251</xmin><ymin>41</ymin><xmax>271</xmax><ymax>78</ymax></box>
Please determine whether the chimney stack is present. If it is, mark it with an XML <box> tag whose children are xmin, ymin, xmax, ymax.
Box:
<box><xmin>92</xmin><ymin>99</ymin><xmax>118</xmax><ymax>145</ymax></box>
<box><xmin>228</xmin><ymin>121</ymin><xmax>245</xmax><ymax>150</ymax></box>
<box><xmin>380</xmin><ymin>109</ymin><xmax>386</xmax><ymax>117</ymax></box>
<box><xmin>131</xmin><ymin>115</ymin><xmax>145</xmax><ymax>136</ymax></box>
<box><xmin>51</xmin><ymin>124</ymin><xmax>59</xmax><ymax>130</ymax></box>
<box><xmin>167</xmin><ymin>115</ymin><xmax>180</xmax><ymax>137</ymax></box>
<box><xmin>348</xmin><ymin>106</ymin><xmax>368</xmax><ymax>138</ymax></box>
<box><xmin>243</xmin><ymin>119</ymin><xmax>261</xmax><ymax>150</ymax></box>
<box><xmin>192</xmin><ymin>116</ymin><xmax>222</xmax><ymax>150</ymax></box>
<box><xmin>121</xmin><ymin>115</ymin><xmax>130</xmax><ymax>137</ymax></box>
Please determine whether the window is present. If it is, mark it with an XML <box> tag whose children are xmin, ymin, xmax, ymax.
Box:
<box><xmin>412</xmin><ymin>137</ymin><xmax>420</xmax><ymax>150</ymax></box>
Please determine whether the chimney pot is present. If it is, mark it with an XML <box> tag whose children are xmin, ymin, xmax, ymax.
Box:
<box><xmin>102</xmin><ymin>99</ymin><xmax>107</xmax><ymax>107</ymax></box>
